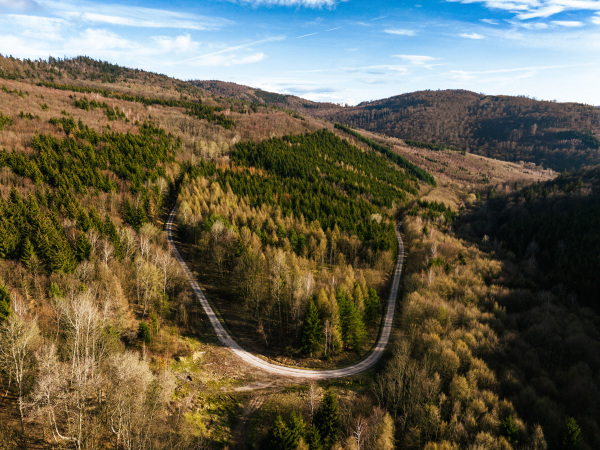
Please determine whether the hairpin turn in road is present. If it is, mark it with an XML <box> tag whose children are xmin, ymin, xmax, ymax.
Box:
<box><xmin>166</xmin><ymin>207</ymin><xmax>404</xmax><ymax>380</ymax></box>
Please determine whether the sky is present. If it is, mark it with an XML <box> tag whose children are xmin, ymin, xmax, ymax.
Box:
<box><xmin>1</xmin><ymin>0</ymin><xmax>600</xmax><ymax>105</ymax></box>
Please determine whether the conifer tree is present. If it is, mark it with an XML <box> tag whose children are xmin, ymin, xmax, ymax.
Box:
<box><xmin>76</xmin><ymin>232</ymin><xmax>92</xmax><ymax>261</ymax></box>
<box><xmin>301</xmin><ymin>299</ymin><xmax>323</xmax><ymax>357</ymax></box>
<box><xmin>562</xmin><ymin>417</ymin><xmax>582</xmax><ymax>449</ymax></box>
<box><xmin>0</xmin><ymin>281</ymin><xmax>10</xmax><ymax>323</ymax></box>
<box><xmin>77</xmin><ymin>209</ymin><xmax>92</xmax><ymax>232</ymax></box>
<box><xmin>338</xmin><ymin>291</ymin><xmax>366</xmax><ymax>351</ymax></box>
<box><xmin>314</xmin><ymin>390</ymin><xmax>341</xmax><ymax>448</ymax></box>
<box><xmin>268</xmin><ymin>415</ymin><xmax>294</xmax><ymax>450</ymax></box>
<box><xmin>364</xmin><ymin>287</ymin><xmax>381</xmax><ymax>324</ymax></box>
<box><xmin>20</xmin><ymin>238</ymin><xmax>36</xmax><ymax>269</ymax></box>
<box><xmin>288</xmin><ymin>412</ymin><xmax>306</xmax><ymax>447</ymax></box>
<box><xmin>305</xmin><ymin>425</ymin><xmax>322</xmax><ymax>450</ymax></box>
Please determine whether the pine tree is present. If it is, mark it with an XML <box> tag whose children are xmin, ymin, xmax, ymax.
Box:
<box><xmin>347</xmin><ymin>306</ymin><xmax>366</xmax><ymax>351</ymax></box>
<box><xmin>314</xmin><ymin>390</ymin><xmax>341</xmax><ymax>448</ymax></box>
<box><xmin>338</xmin><ymin>290</ymin><xmax>366</xmax><ymax>351</ymax></box>
<box><xmin>123</xmin><ymin>199</ymin><xmax>136</xmax><ymax>226</ymax></box>
<box><xmin>305</xmin><ymin>425</ymin><xmax>322</xmax><ymax>450</ymax></box>
<box><xmin>0</xmin><ymin>281</ymin><xmax>10</xmax><ymax>323</ymax></box>
<box><xmin>20</xmin><ymin>238</ymin><xmax>36</xmax><ymax>269</ymax></box>
<box><xmin>268</xmin><ymin>415</ymin><xmax>294</xmax><ymax>450</ymax></box>
<box><xmin>501</xmin><ymin>415</ymin><xmax>519</xmax><ymax>444</ymax></box>
<box><xmin>288</xmin><ymin>411</ymin><xmax>306</xmax><ymax>446</ymax></box>
<box><xmin>364</xmin><ymin>287</ymin><xmax>381</xmax><ymax>324</ymax></box>
<box><xmin>76</xmin><ymin>232</ymin><xmax>92</xmax><ymax>261</ymax></box>
<box><xmin>562</xmin><ymin>417</ymin><xmax>582</xmax><ymax>449</ymax></box>
<box><xmin>301</xmin><ymin>299</ymin><xmax>323</xmax><ymax>357</ymax></box>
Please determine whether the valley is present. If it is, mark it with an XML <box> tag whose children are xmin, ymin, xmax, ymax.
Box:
<box><xmin>0</xmin><ymin>54</ymin><xmax>598</xmax><ymax>449</ymax></box>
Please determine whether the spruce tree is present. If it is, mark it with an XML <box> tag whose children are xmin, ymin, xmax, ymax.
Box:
<box><xmin>268</xmin><ymin>415</ymin><xmax>294</xmax><ymax>450</ymax></box>
<box><xmin>0</xmin><ymin>281</ymin><xmax>10</xmax><ymax>323</ymax></box>
<box><xmin>305</xmin><ymin>425</ymin><xmax>322</xmax><ymax>450</ymax></box>
<box><xmin>20</xmin><ymin>238</ymin><xmax>36</xmax><ymax>269</ymax></box>
<box><xmin>364</xmin><ymin>287</ymin><xmax>381</xmax><ymax>324</ymax></box>
<box><xmin>288</xmin><ymin>411</ymin><xmax>306</xmax><ymax>447</ymax></box>
<box><xmin>314</xmin><ymin>390</ymin><xmax>341</xmax><ymax>448</ymax></box>
<box><xmin>562</xmin><ymin>417</ymin><xmax>582</xmax><ymax>449</ymax></box>
<box><xmin>301</xmin><ymin>299</ymin><xmax>323</xmax><ymax>356</ymax></box>
<box><xmin>76</xmin><ymin>232</ymin><xmax>92</xmax><ymax>261</ymax></box>
<box><xmin>338</xmin><ymin>290</ymin><xmax>366</xmax><ymax>351</ymax></box>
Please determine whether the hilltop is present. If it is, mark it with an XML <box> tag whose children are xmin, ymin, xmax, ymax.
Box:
<box><xmin>195</xmin><ymin>81</ymin><xmax>600</xmax><ymax>172</ymax></box>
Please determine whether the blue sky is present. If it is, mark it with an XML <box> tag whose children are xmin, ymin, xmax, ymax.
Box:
<box><xmin>1</xmin><ymin>0</ymin><xmax>600</xmax><ymax>105</ymax></box>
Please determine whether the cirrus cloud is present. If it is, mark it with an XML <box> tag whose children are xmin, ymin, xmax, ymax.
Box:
<box><xmin>384</xmin><ymin>28</ymin><xmax>417</xmax><ymax>36</ymax></box>
<box><xmin>460</xmin><ymin>32</ymin><xmax>485</xmax><ymax>39</ymax></box>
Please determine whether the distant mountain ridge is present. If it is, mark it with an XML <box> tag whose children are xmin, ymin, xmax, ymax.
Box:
<box><xmin>314</xmin><ymin>89</ymin><xmax>600</xmax><ymax>171</ymax></box>
<box><xmin>6</xmin><ymin>54</ymin><xmax>600</xmax><ymax>171</ymax></box>
<box><xmin>191</xmin><ymin>83</ymin><xmax>600</xmax><ymax>171</ymax></box>
<box><xmin>189</xmin><ymin>80</ymin><xmax>337</xmax><ymax>111</ymax></box>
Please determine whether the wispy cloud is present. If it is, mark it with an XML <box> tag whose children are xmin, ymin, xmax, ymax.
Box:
<box><xmin>460</xmin><ymin>32</ymin><xmax>485</xmax><ymax>39</ymax></box>
<box><xmin>182</xmin><ymin>36</ymin><xmax>285</xmax><ymax>61</ymax></box>
<box><xmin>152</xmin><ymin>34</ymin><xmax>200</xmax><ymax>54</ymax></box>
<box><xmin>450</xmin><ymin>62</ymin><xmax>598</xmax><ymax>79</ymax></box>
<box><xmin>507</xmin><ymin>20</ymin><xmax>550</xmax><ymax>29</ymax></box>
<box><xmin>393</xmin><ymin>54</ymin><xmax>437</xmax><ymax>68</ymax></box>
<box><xmin>22</xmin><ymin>1</ymin><xmax>233</xmax><ymax>31</ymax></box>
<box><xmin>517</xmin><ymin>5</ymin><xmax>565</xmax><ymax>19</ymax></box>
<box><xmin>297</xmin><ymin>32</ymin><xmax>319</xmax><ymax>38</ymax></box>
<box><xmin>234</xmin><ymin>0</ymin><xmax>341</xmax><ymax>7</ymax></box>
<box><xmin>481</xmin><ymin>18</ymin><xmax>499</xmax><ymax>25</ymax></box>
<box><xmin>448</xmin><ymin>0</ymin><xmax>600</xmax><ymax>21</ymax></box>
<box><xmin>190</xmin><ymin>52</ymin><xmax>266</xmax><ymax>67</ymax></box>
<box><xmin>384</xmin><ymin>29</ymin><xmax>417</xmax><ymax>36</ymax></box>
<box><xmin>176</xmin><ymin>35</ymin><xmax>284</xmax><ymax>66</ymax></box>
<box><xmin>0</xmin><ymin>0</ymin><xmax>38</xmax><ymax>10</ymax></box>
<box><xmin>552</xmin><ymin>20</ymin><xmax>584</xmax><ymax>26</ymax></box>
<box><xmin>3</xmin><ymin>14</ymin><xmax>66</xmax><ymax>40</ymax></box>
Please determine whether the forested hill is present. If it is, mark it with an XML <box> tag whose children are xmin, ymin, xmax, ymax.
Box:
<box><xmin>458</xmin><ymin>166</ymin><xmax>600</xmax><ymax>309</ymax></box>
<box><xmin>315</xmin><ymin>89</ymin><xmax>600</xmax><ymax>172</ymax></box>
<box><xmin>190</xmin><ymin>80</ymin><xmax>337</xmax><ymax>111</ymax></box>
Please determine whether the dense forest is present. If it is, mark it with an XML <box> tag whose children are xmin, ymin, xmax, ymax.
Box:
<box><xmin>317</xmin><ymin>89</ymin><xmax>600</xmax><ymax>171</ymax></box>
<box><xmin>458</xmin><ymin>167</ymin><xmax>600</xmax><ymax>307</ymax></box>
<box><xmin>175</xmin><ymin>129</ymin><xmax>420</xmax><ymax>359</ymax></box>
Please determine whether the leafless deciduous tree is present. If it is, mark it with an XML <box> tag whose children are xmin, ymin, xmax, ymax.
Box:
<box><xmin>0</xmin><ymin>313</ymin><xmax>40</xmax><ymax>439</ymax></box>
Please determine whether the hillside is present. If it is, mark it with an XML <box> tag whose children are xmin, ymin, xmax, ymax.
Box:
<box><xmin>314</xmin><ymin>90</ymin><xmax>600</xmax><ymax>172</ymax></box>
<box><xmin>3</xmin><ymin>55</ymin><xmax>600</xmax><ymax>450</ymax></box>
<box><xmin>190</xmin><ymin>80</ymin><xmax>337</xmax><ymax>112</ymax></box>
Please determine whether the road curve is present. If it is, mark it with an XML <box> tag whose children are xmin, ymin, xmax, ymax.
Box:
<box><xmin>166</xmin><ymin>207</ymin><xmax>404</xmax><ymax>380</ymax></box>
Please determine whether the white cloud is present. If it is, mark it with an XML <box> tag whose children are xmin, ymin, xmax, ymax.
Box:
<box><xmin>191</xmin><ymin>52</ymin><xmax>266</xmax><ymax>67</ymax></box>
<box><xmin>393</xmin><ymin>54</ymin><xmax>437</xmax><ymax>68</ymax></box>
<box><xmin>481</xmin><ymin>18</ymin><xmax>499</xmax><ymax>24</ymax></box>
<box><xmin>3</xmin><ymin>14</ymin><xmax>66</xmax><ymax>40</ymax></box>
<box><xmin>384</xmin><ymin>28</ymin><xmax>417</xmax><ymax>36</ymax></box>
<box><xmin>0</xmin><ymin>0</ymin><xmax>38</xmax><ymax>10</ymax></box>
<box><xmin>36</xmin><ymin>0</ymin><xmax>232</xmax><ymax>31</ymax></box>
<box><xmin>235</xmin><ymin>0</ymin><xmax>340</xmax><ymax>7</ymax></box>
<box><xmin>460</xmin><ymin>32</ymin><xmax>486</xmax><ymax>39</ymax></box>
<box><xmin>516</xmin><ymin>21</ymin><xmax>550</xmax><ymax>29</ymax></box>
<box><xmin>552</xmin><ymin>20</ymin><xmax>584</xmax><ymax>26</ymax></box>
<box><xmin>594</xmin><ymin>13</ymin><xmax>600</xmax><ymax>23</ymax></box>
<box><xmin>68</xmin><ymin>28</ymin><xmax>135</xmax><ymax>52</ymax></box>
<box><xmin>297</xmin><ymin>32</ymin><xmax>319</xmax><ymax>38</ymax></box>
<box><xmin>448</xmin><ymin>0</ymin><xmax>600</xmax><ymax>21</ymax></box>
<box><xmin>450</xmin><ymin>70</ymin><xmax>477</xmax><ymax>81</ymax></box>
<box><xmin>152</xmin><ymin>34</ymin><xmax>200</xmax><ymax>54</ymax></box>
<box><xmin>517</xmin><ymin>5</ymin><xmax>565</xmax><ymax>19</ymax></box>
